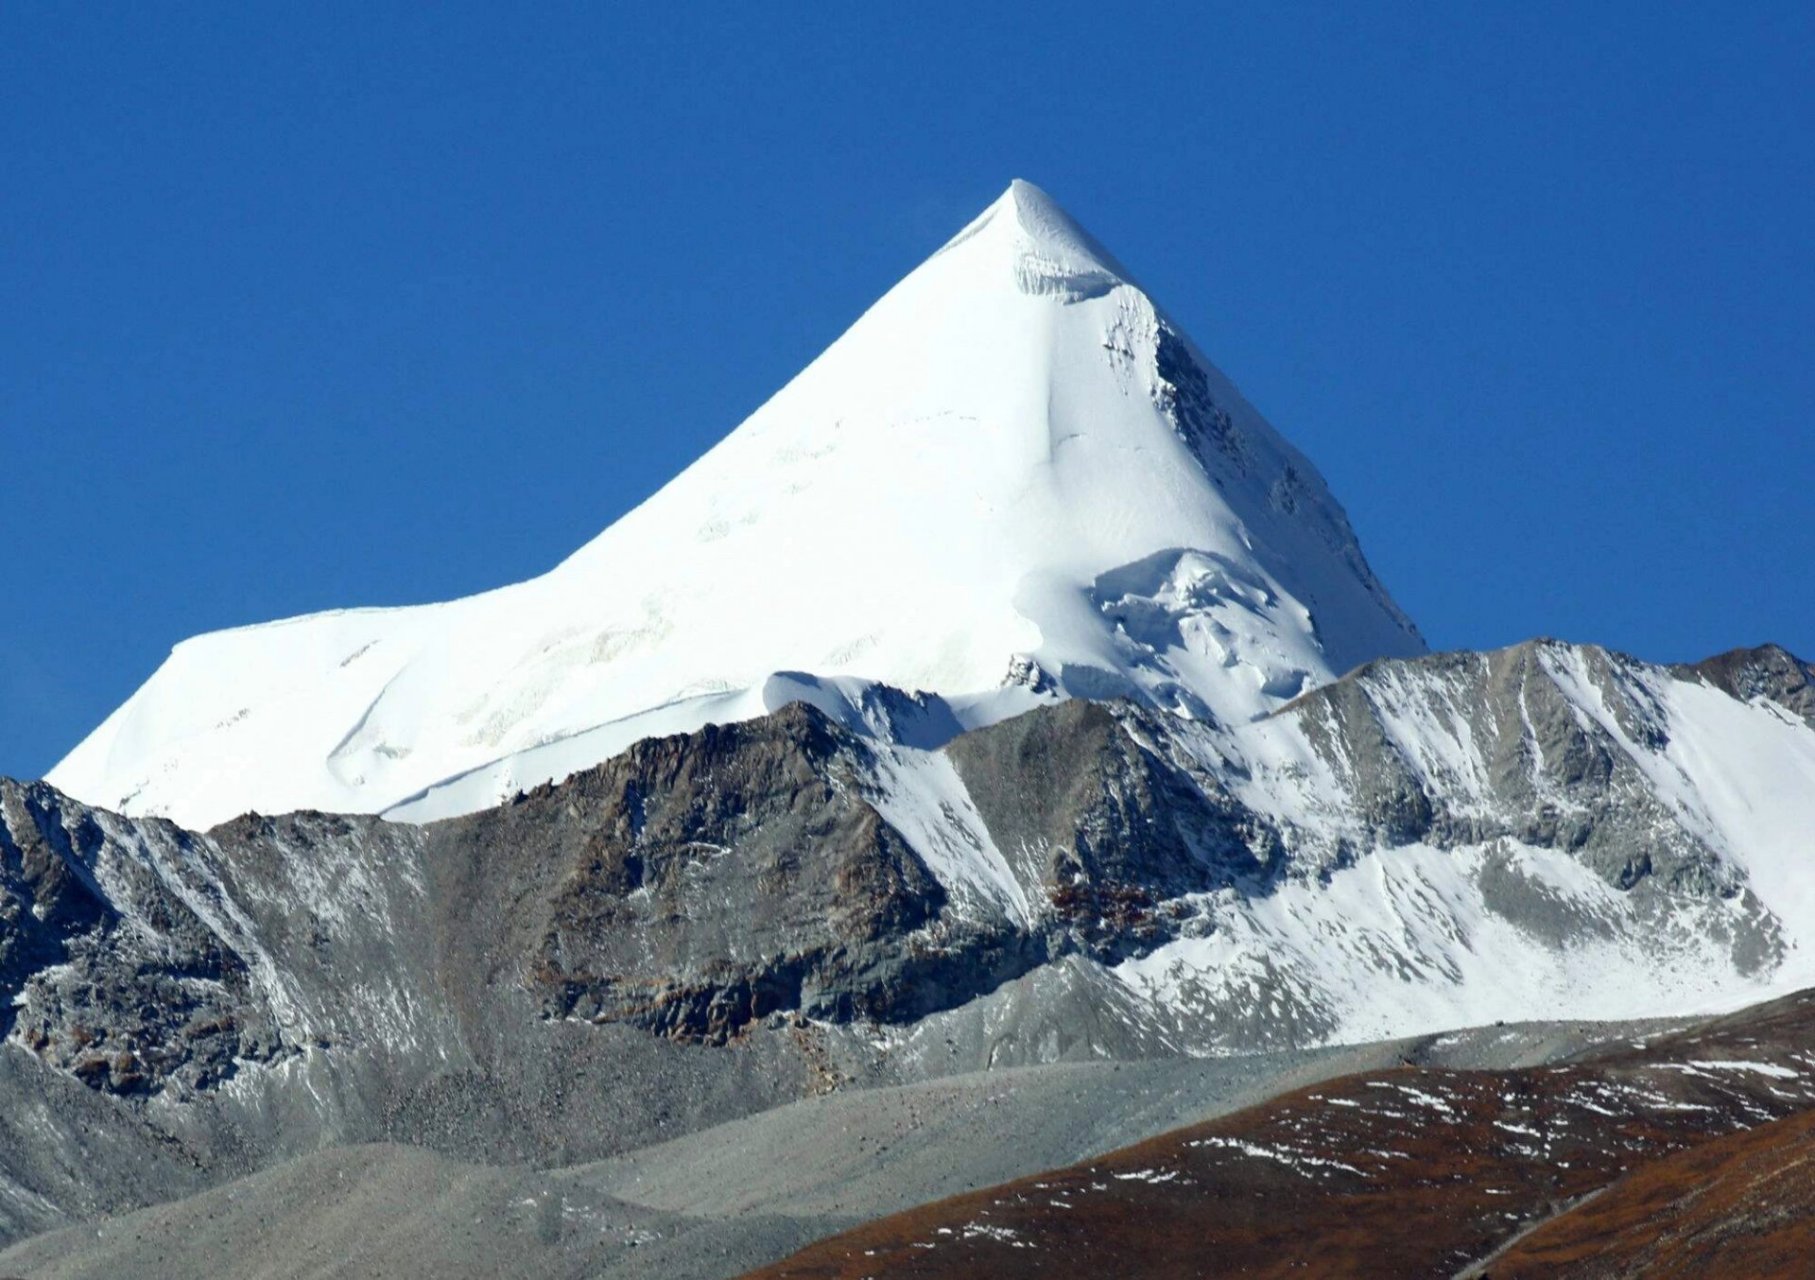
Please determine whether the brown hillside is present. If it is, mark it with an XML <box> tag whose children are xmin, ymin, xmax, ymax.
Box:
<box><xmin>747</xmin><ymin>991</ymin><xmax>1815</xmax><ymax>1278</ymax></box>
<box><xmin>1486</xmin><ymin>1107</ymin><xmax>1815</xmax><ymax>1278</ymax></box>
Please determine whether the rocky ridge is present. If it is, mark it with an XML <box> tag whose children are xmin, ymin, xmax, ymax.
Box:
<box><xmin>3</xmin><ymin>638</ymin><xmax>1814</xmax><ymax>1257</ymax></box>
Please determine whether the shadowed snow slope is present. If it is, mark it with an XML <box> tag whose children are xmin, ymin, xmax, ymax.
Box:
<box><xmin>50</xmin><ymin>180</ymin><xmax>1422</xmax><ymax>828</ymax></box>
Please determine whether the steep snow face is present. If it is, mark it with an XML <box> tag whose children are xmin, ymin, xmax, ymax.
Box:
<box><xmin>50</xmin><ymin>179</ymin><xmax>1422</xmax><ymax>829</ymax></box>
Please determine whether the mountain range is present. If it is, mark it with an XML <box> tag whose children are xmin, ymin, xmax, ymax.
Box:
<box><xmin>7</xmin><ymin>180</ymin><xmax>1815</xmax><ymax>1277</ymax></box>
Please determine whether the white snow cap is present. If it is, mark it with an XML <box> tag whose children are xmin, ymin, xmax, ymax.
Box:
<box><xmin>51</xmin><ymin>180</ymin><xmax>1424</xmax><ymax>827</ymax></box>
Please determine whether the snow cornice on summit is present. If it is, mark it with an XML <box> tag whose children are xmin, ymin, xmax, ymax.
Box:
<box><xmin>50</xmin><ymin>180</ymin><xmax>1425</xmax><ymax>827</ymax></box>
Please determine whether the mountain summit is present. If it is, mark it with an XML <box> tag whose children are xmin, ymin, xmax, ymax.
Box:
<box><xmin>17</xmin><ymin>181</ymin><xmax>1815</xmax><ymax>1280</ymax></box>
<box><xmin>51</xmin><ymin>181</ymin><xmax>1424</xmax><ymax>827</ymax></box>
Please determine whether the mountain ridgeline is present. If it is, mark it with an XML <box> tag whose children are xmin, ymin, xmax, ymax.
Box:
<box><xmin>49</xmin><ymin>180</ymin><xmax>1422</xmax><ymax>829</ymax></box>
<box><xmin>10</xmin><ymin>181</ymin><xmax>1815</xmax><ymax>1275</ymax></box>
<box><xmin>5</xmin><ymin>638</ymin><xmax>1815</xmax><ymax>1250</ymax></box>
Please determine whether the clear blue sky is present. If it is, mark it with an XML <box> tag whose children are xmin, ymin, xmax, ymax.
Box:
<box><xmin>3</xmin><ymin>4</ymin><xmax>1811</xmax><ymax>779</ymax></box>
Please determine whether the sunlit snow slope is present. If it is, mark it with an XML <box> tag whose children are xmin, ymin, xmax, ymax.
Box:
<box><xmin>51</xmin><ymin>180</ymin><xmax>1422</xmax><ymax>829</ymax></box>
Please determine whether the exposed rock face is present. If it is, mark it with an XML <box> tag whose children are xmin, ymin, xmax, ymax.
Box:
<box><xmin>1279</xmin><ymin>642</ymin><xmax>1734</xmax><ymax>894</ymax></box>
<box><xmin>1</xmin><ymin>785</ymin><xmax>296</xmax><ymax>1097</ymax></box>
<box><xmin>3</xmin><ymin>638</ymin><xmax>1814</xmax><ymax>1251</ymax></box>
<box><xmin>1679</xmin><ymin>642</ymin><xmax>1815</xmax><ymax>727</ymax></box>
<box><xmin>945</xmin><ymin>699</ymin><xmax>1277</xmax><ymax>960</ymax></box>
<box><xmin>433</xmin><ymin>699</ymin><xmax>1285</xmax><ymax>1047</ymax></box>
<box><xmin>1097</xmin><ymin>637</ymin><xmax>1800</xmax><ymax>1049</ymax></box>
<box><xmin>7</xmin><ymin>639</ymin><xmax>1813</xmax><ymax>1097</ymax></box>
<box><xmin>455</xmin><ymin>706</ymin><xmax>961</xmax><ymax>1042</ymax></box>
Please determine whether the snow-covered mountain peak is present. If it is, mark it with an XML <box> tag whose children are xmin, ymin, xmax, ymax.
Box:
<box><xmin>937</xmin><ymin>179</ymin><xmax>1135</xmax><ymax>297</ymax></box>
<box><xmin>51</xmin><ymin>181</ymin><xmax>1424</xmax><ymax>828</ymax></box>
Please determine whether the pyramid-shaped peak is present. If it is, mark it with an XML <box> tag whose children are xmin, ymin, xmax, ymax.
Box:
<box><xmin>998</xmin><ymin>177</ymin><xmax>1069</xmax><ymax>222</ymax></box>
<box><xmin>50</xmin><ymin>178</ymin><xmax>1424</xmax><ymax>828</ymax></box>
<box><xmin>938</xmin><ymin>179</ymin><xmax>1134</xmax><ymax>292</ymax></box>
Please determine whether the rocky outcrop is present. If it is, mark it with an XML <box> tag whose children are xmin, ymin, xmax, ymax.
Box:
<box><xmin>3</xmin><ymin>637</ymin><xmax>1814</xmax><ymax>1251</ymax></box>
<box><xmin>1278</xmin><ymin>641</ymin><xmax>1738</xmax><ymax>895</ymax></box>
<box><xmin>7</xmin><ymin>639</ymin><xmax>1812</xmax><ymax>1099</ymax></box>
<box><xmin>945</xmin><ymin>699</ymin><xmax>1278</xmax><ymax>960</ymax></box>
<box><xmin>1679</xmin><ymin>642</ymin><xmax>1815</xmax><ymax>727</ymax></box>
<box><xmin>449</xmin><ymin>705</ymin><xmax>984</xmax><ymax>1043</ymax></box>
<box><xmin>0</xmin><ymin>783</ymin><xmax>295</xmax><ymax>1096</ymax></box>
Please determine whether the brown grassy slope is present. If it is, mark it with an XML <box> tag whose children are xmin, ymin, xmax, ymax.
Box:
<box><xmin>1485</xmin><ymin>1107</ymin><xmax>1815</xmax><ymax>1279</ymax></box>
<box><xmin>745</xmin><ymin>991</ymin><xmax>1815</xmax><ymax>1279</ymax></box>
